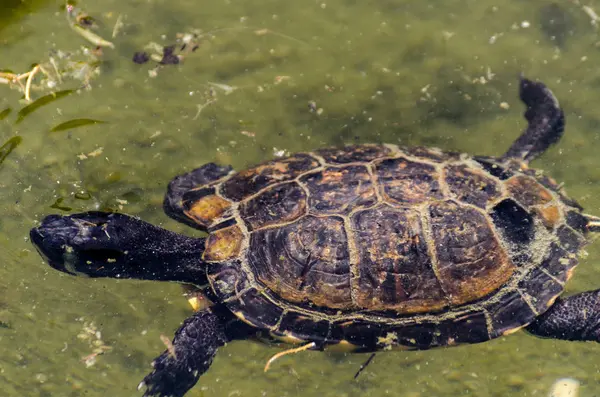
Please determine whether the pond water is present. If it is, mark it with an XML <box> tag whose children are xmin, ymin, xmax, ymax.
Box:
<box><xmin>2</xmin><ymin>0</ymin><xmax>600</xmax><ymax>396</ymax></box>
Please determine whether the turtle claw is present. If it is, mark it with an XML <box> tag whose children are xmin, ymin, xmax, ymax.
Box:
<box><xmin>138</xmin><ymin>353</ymin><xmax>200</xmax><ymax>397</ymax></box>
<box><xmin>137</xmin><ymin>309</ymin><xmax>227</xmax><ymax>397</ymax></box>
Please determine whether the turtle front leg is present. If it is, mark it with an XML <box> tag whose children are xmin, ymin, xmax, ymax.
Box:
<box><xmin>526</xmin><ymin>289</ymin><xmax>600</xmax><ymax>342</ymax></box>
<box><xmin>140</xmin><ymin>307</ymin><xmax>252</xmax><ymax>397</ymax></box>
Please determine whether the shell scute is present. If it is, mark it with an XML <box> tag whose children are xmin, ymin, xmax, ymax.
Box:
<box><xmin>207</xmin><ymin>260</ymin><xmax>249</xmax><ymax>300</ymax></box>
<box><xmin>240</xmin><ymin>181</ymin><xmax>307</xmax><ymax>231</ymax></box>
<box><xmin>540</xmin><ymin>243</ymin><xmax>577</xmax><ymax>283</ymax></box>
<box><xmin>402</xmin><ymin>146</ymin><xmax>460</xmax><ymax>163</ymax></box>
<box><xmin>351</xmin><ymin>206</ymin><xmax>447</xmax><ymax>312</ymax></box>
<box><xmin>226</xmin><ymin>288</ymin><xmax>283</xmax><ymax>329</ymax></box>
<box><xmin>445</xmin><ymin>164</ymin><xmax>502</xmax><ymax>208</ymax></box>
<box><xmin>247</xmin><ymin>215</ymin><xmax>352</xmax><ymax>308</ymax></box>
<box><xmin>435</xmin><ymin>311</ymin><xmax>489</xmax><ymax>345</ymax></box>
<box><xmin>375</xmin><ymin>157</ymin><xmax>443</xmax><ymax>205</ymax></box>
<box><xmin>220</xmin><ymin>154</ymin><xmax>319</xmax><ymax>202</ymax></box>
<box><xmin>203</xmin><ymin>224</ymin><xmax>244</xmax><ymax>262</ymax></box>
<box><xmin>183</xmin><ymin>188</ymin><xmax>233</xmax><ymax>229</ymax></box>
<box><xmin>518</xmin><ymin>266</ymin><xmax>563</xmax><ymax>314</ymax></box>
<box><xmin>316</xmin><ymin>144</ymin><xmax>392</xmax><ymax>164</ymax></box>
<box><xmin>172</xmin><ymin>144</ymin><xmax>591</xmax><ymax>345</ymax></box>
<box><xmin>429</xmin><ymin>200</ymin><xmax>515</xmax><ymax>304</ymax></box>
<box><xmin>505</xmin><ymin>175</ymin><xmax>553</xmax><ymax>207</ymax></box>
<box><xmin>276</xmin><ymin>312</ymin><xmax>332</xmax><ymax>344</ymax></box>
<box><xmin>300</xmin><ymin>165</ymin><xmax>377</xmax><ymax>215</ymax></box>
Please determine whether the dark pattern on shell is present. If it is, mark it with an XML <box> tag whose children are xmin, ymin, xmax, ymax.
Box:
<box><xmin>163</xmin><ymin>144</ymin><xmax>591</xmax><ymax>345</ymax></box>
<box><xmin>490</xmin><ymin>199</ymin><xmax>535</xmax><ymax>258</ymax></box>
<box><xmin>402</xmin><ymin>146</ymin><xmax>461</xmax><ymax>162</ymax></box>
<box><xmin>316</xmin><ymin>144</ymin><xmax>392</xmax><ymax>164</ymax></box>
<box><xmin>220</xmin><ymin>154</ymin><xmax>319</xmax><ymax>202</ymax></box>
<box><xmin>352</xmin><ymin>206</ymin><xmax>446</xmax><ymax>312</ymax></box>
<box><xmin>239</xmin><ymin>182</ymin><xmax>307</xmax><ymax>231</ymax></box>
<box><xmin>473</xmin><ymin>157</ymin><xmax>514</xmax><ymax>180</ymax></box>
<box><xmin>445</xmin><ymin>164</ymin><xmax>502</xmax><ymax>208</ymax></box>
<box><xmin>226</xmin><ymin>288</ymin><xmax>284</xmax><ymax>328</ymax></box>
<box><xmin>300</xmin><ymin>165</ymin><xmax>377</xmax><ymax>215</ymax></box>
<box><xmin>247</xmin><ymin>215</ymin><xmax>352</xmax><ymax>308</ymax></box>
<box><xmin>505</xmin><ymin>176</ymin><xmax>553</xmax><ymax>208</ymax></box>
<box><xmin>487</xmin><ymin>290</ymin><xmax>536</xmax><ymax>337</ymax></box>
<box><xmin>429</xmin><ymin>200</ymin><xmax>515</xmax><ymax>304</ymax></box>
<box><xmin>375</xmin><ymin>157</ymin><xmax>443</xmax><ymax>204</ymax></box>
<box><xmin>518</xmin><ymin>266</ymin><xmax>563</xmax><ymax>315</ymax></box>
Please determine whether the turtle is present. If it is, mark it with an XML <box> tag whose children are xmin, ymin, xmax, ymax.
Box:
<box><xmin>30</xmin><ymin>77</ymin><xmax>600</xmax><ymax>397</ymax></box>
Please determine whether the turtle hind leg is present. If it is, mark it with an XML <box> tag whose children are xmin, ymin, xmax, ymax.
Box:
<box><xmin>139</xmin><ymin>307</ymin><xmax>252</xmax><ymax>397</ymax></box>
<box><xmin>526</xmin><ymin>289</ymin><xmax>600</xmax><ymax>342</ymax></box>
<box><xmin>163</xmin><ymin>163</ymin><xmax>234</xmax><ymax>230</ymax></box>
<box><xmin>502</xmin><ymin>77</ymin><xmax>565</xmax><ymax>163</ymax></box>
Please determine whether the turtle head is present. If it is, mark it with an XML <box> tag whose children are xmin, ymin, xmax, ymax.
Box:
<box><xmin>30</xmin><ymin>212</ymin><xmax>142</xmax><ymax>277</ymax></box>
<box><xmin>30</xmin><ymin>211</ymin><xmax>207</xmax><ymax>282</ymax></box>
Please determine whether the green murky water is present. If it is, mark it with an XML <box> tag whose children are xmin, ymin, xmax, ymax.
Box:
<box><xmin>2</xmin><ymin>0</ymin><xmax>600</xmax><ymax>396</ymax></box>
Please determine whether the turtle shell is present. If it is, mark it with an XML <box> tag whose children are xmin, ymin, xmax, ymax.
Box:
<box><xmin>172</xmin><ymin>144</ymin><xmax>588</xmax><ymax>351</ymax></box>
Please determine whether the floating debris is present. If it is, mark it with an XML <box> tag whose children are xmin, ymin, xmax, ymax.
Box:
<box><xmin>353</xmin><ymin>353</ymin><xmax>376</xmax><ymax>379</ymax></box>
<box><xmin>264</xmin><ymin>342</ymin><xmax>316</xmax><ymax>372</ymax></box>
<box><xmin>240</xmin><ymin>130</ymin><xmax>256</xmax><ymax>138</ymax></box>
<box><xmin>548</xmin><ymin>377</ymin><xmax>579</xmax><ymax>397</ymax></box>
<box><xmin>66</xmin><ymin>3</ymin><xmax>114</xmax><ymax>49</ymax></box>
<box><xmin>207</xmin><ymin>81</ymin><xmax>238</xmax><ymax>95</ymax></box>
<box><xmin>159</xmin><ymin>45</ymin><xmax>180</xmax><ymax>65</ymax></box>
<box><xmin>132</xmin><ymin>52</ymin><xmax>150</xmax><ymax>64</ymax></box>
<box><xmin>50</xmin><ymin>118</ymin><xmax>106</xmax><ymax>132</ymax></box>
<box><xmin>77</xmin><ymin>146</ymin><xmax>105</xmax><ymax>160</ymax></box>
<box><xmin>76</xmin><ymin>320</ymin><xmax>112</xmax><ymax>368</ymax></box>
<box><xmin>69</xmin><ymin>23</ymin><xmax>115</xmax><ymax>49</ymax></box>
<box><xmin>16</xmin><ymin>90</ymin><xmax>73</xmax><ymax>123</ymax></box>
<box><xmin>50</xmin><ymin>197</ymin><xmax>73</xmax><ymax>211</ymax></box>
<box><xmin>0</xmin><ymin>136</ymin><xmax>22</xmax><ymax>166</ymax></box>
<box><xmin>192</xmin><ymin>100</ymin><xmax>216</xmax><ymax>120</ymax></box>
<box><xmin>274</xmin><ymin>75</ymin><xmax>291</xmax><ymax>85</ymax></box>
<box><xmin>112</xmin><ymin>14</ymin><xmax>124</xmax><ymax>38</ymax></box>
<box><xmin>582</xmin><ymin>5</ymin><xmax>600</xmax><ymax>26</ymax></box>
<box><xmin>0</xmin><ymin>107</ymin><xmax>11</xmax><ymax>120</ymax></box>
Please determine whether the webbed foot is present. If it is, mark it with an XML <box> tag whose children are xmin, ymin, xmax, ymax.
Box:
<box><xmin>139</xmin><ymin>309</ymin><xmax>227</xmax><ymax>397</ymax></box>
<box><xmin>527</xmin><ymin>289</ymin><xmax>600</xmax><ymax>342</ymax></box>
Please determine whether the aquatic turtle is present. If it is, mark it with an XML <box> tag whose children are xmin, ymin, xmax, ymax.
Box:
<box><xmin>30</xmin><ymin>78</ymin><xmax>600</xmax><ymax>397</ymax></box>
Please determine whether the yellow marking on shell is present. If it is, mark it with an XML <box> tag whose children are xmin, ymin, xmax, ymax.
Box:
<box><xmin>501</xmin><ymin>323</ymin><xmax>527</xmax><ymax>336</ymax></box>
<box><xmin>377</xmin><ymin>332</ymin><xmax>398</xmax><ymax>351</ymax></box>
<box><xmin>269</xmin><ymin>332</ymin><xmax>305</xmax><ymax>345</ymax></box>
<box><xmin>232</xmin><ymin>311</ymin><xmax>258</xmax><ymax>327</ymax></box>
<box><xmin>325</xmin><ymin>340</ymin><xmax>360</xmax><ymax>352</ymax></box>
<box><xmin>546</xmin><ymin>294</ymin><xmax>560</xmax><ymax>309</ymax></box>
<box><xmin>505</xmin><ymin>176</ymin><xmax>553</xmax><ymax>207</ymax></box>
<box><xmin>565</xmin><ymin>266</ymin><xmax>577</xmax><ymax>283</ymax></box>
<box><xmin>535</xmin><ymin>205</ymin><xmax>561</xmax><ymax>229</ymax></box>
<box><xmin>203</xmin><ymin>225</ymin><xmax>243</xmax><ymax>261</ymax></box>
<box><xmin>185</xmin><ymin>194</ymin><xmax>231</xmax><ymax>226</ymax></box>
